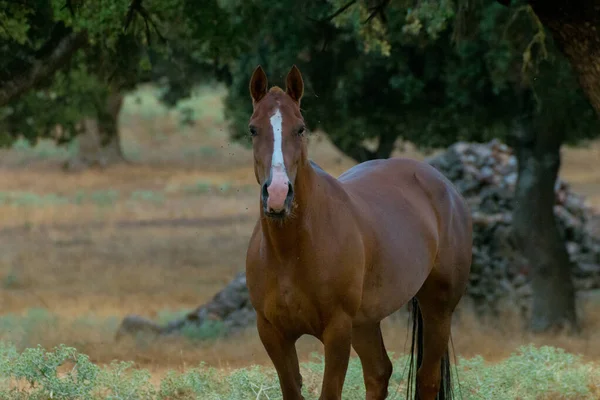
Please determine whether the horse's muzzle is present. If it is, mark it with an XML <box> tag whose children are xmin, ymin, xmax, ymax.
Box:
<box><xmin>262</xmin><ymin>179</ymin><xmax>294</xmax><ymax>218</ymax></box>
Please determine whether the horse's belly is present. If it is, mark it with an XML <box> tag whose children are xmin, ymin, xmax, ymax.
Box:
<box><xmin>354</xmin><ymin>245</ymin><xmax>435</xmax><ymax>324</ymax></box>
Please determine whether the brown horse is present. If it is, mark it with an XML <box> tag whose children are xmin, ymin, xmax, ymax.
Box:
<box><xmin>245</xmin><ymin>65</ymin><xmax>472</xmax><ymax>400</ymax></box>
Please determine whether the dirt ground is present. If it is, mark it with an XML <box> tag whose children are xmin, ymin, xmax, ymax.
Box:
<box><xmin>1</xmin><ymin>85</ymin><xmax>599</xmax><ymax>379</ymax></box>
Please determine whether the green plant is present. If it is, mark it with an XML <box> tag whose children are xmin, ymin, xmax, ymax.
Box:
<box><xmin>2</xmin><ymin>269</ymin><xmax>20</xmax><ymax>289</ymax></box>
<box><xmin>129</xmin><ymin>190</ymin><xmax>165</xmax><ymax>205</ymax></box>
<box><xmin>180</xmin><ymin>320</ymin><xmax>226</xmax><ymax>342</ymax></box>
<box><xmin>0</xmin><ymin>343</ymin><xmax>597</xmax><ymax>399</ymax></box>
<box><xmin>90</xmin><ymin>190</ymin><xmax>119</xmax><ymax>207</ymax></box>
<box><xmin>183</xmin><ymin>181</ymin><xmax>213</xmax><ymax>195</ymax></box>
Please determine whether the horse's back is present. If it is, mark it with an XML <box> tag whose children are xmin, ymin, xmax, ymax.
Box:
<box><xmin>339</xmin><ymin>157</ymin><xmax>470</xmax><ymax>249</ymax></box>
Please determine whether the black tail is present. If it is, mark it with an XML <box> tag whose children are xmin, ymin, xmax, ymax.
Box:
<box><xmin>406</xmin><ymin>298</ymin><xmax>454</xmax><ymax>400</ymax></box>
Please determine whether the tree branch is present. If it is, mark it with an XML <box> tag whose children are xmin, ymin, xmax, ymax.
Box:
<box><xmin>0</xmin><ymin>30</ymin><xmax>88</xmax><ymax>107</ymax></box>
<box><xmin>123</xmin><ymin>0</ymin><xmax>166</xmax><ymax>44</ymax></box>
<box><xmin>307</xmin><ymin>0</ymin><xmax>357</xmax><ymax>23</ymax></box>
<box><xmin>363</xmin><ymin>0</ymin><xmax>390</xmax><ymax>24</ymax></box>
<box><xmin>60</xmin><ymin>0</ymin><xmax>77</xmax><ymax>16</ymax></box>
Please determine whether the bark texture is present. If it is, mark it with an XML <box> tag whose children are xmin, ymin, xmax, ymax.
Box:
<box><xmin>525</xmin><ymin>1</ymin><xmax>600</xmax><ymax>115</ymax></box>
<box><xmin>64</xmin><ymin>90</ymin><xmax>127</xmax><ymax>171</ymax></box>
<box><xmin>511</xmin><ymin>93</ymin><xmax>578</xmax><ymax>332</ymax></box>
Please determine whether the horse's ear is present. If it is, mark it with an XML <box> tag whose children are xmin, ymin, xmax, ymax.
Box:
<box><xmin>285</xmin><ymin>65</ymin><xmax>304</xmax><ymax>104</ymax></box>
<box><xmin>249</xmin><ymin>65</ymin><xmax>268</xmax><ymax>104</ymax></box>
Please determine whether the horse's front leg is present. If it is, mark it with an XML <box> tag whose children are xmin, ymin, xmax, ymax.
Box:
<box><xmin>256</xmin><ymin>314</ymin><xmax>304</xmax><ymax>400</ymax></box>
<box><xmin>319</xmin><ymin>312</ymin><xmax>353</xmax><ymax>400</ymax></box>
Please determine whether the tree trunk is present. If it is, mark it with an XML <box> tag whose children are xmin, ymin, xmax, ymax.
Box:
<box><xmin>64</xmin><ymin>90</ymin><xmax>127</xmax><ymax>171</ymax></box>
<box><xmin>493</xmin><ymin>0</ymin><xmax>600</xmax><ymax>116</ymax></box>
<box><xmin>98</xmin><ymin>90</ymin><xmax>127</xmax><ymax>164</ymax></box>
<box><xmin>511</xmin><ymin>92</ymin><xmax>578</xmax><ymax>333</ymax></box>
<box><xmin>329</xmin><ymin>132</ymin><xmax>398</xmax><ymax>163</ymax></box>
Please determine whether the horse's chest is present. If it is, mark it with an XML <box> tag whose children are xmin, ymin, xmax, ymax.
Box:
<box><xmin>262</xmin><ymin>279</ymin><xmax>320</xmax><ymax>335</ymax></box>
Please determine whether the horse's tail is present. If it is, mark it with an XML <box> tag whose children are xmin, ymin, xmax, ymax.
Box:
<box><xmin>406</xmin><ymin>297</ymin><xmax>454</xmax><ymax>400</ymax></box>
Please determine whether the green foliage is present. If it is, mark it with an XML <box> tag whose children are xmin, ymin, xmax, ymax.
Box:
<box><xmin>222</xmin><ymin>1</ymin><xmax>600</xmax><ymax>162</ymax></box>
<box><xmin>2</xmin><ymin>0</ymin><xmax>598</xmax><ymax>160</ymax></box>
<box><xmin>0</xmin><ymin>0</ymin><xmax>241</xmax><ymax>148</ymax></box>
<box><xmin>2</xmin><ymin>62</ymin><xmax>107</xmax><ymax>146</ymax></box>
<box><xmin>0</xmin><ymin>4</ymin><xmax>32</xmax><ymax>44</ymax></box>
<box><xmin>158</xmin><ymin>366</ymin><xmax>220</xmax><ymax>399</ymax></box>
<box><xmin>2</xmin><ymin>344</ymin><xmax>100</xmax><ymax>399</ymax></box>
<box><xmin>129</xmin><ymin>190</ymin><xmax>165</xmax><ymax>204</ymax></box>
<box><xmin>0</xmin><ymin>342</ymin><xmax>598</xmax><ymax>399</ymax></box>
<box><xmin>96</xmin><ymin>360</ymin><xmax>157</xmax><ymax>399</ymax></box>
<box><xmin>180</xmin><ymin>320</ymin><xmax>226</xmax><ymax>342</ymax></box>
<box><xmin>153</xmin><ymin>309</ymin><xmax>228</xmax><ymax>342</ymax></box>
<box><xmin>0</xmin><ymin>309</ymin><xmax>59</xmax><ymax>350</ymax></box>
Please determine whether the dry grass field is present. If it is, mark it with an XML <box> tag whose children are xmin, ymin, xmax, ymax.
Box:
<box><xmin>1</xmin><ymin>83</ymin><xmax>600</xmax><ymax>386</ymax></box>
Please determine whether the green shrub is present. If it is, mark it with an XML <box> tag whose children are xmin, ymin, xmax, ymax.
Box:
<box><xmin>0</xmin><ymin>342</ymin><xmax>597</xmax><ymax>399</ymax></box>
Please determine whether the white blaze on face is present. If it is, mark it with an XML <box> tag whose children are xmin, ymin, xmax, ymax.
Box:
<box><xmin>266</xmin><ymin>108</ymin><xmax>291</xmax><ymax>212</ymax></box>
<box><xmin>270</xmin><ymin>108</ymin><xmax>286</xmax><ymax>171</ymax></box>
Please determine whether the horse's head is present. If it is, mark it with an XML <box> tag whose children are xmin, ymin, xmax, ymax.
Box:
<box><xmin>248</xmin><ymin>65</ymin><xmax>307</xmax><ymax>220</ymax></box>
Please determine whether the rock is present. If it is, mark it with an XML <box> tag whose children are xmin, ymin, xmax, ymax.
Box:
<box><xmin>580</xmin><ymin>263</ymin><xmax>600</xmax><ymax>274</ymax></box>
<box><xmin>504</xmin><ymin>172</ymin><xmax>517</xmax><ymax>187</ymax></box>
<box><xmin>115</xmin><ymin>315</ymin><xmax>164</xmax><ymax>341</ymax></box>
<box><xmin>566</xmin><ymin>242</ymin><xmax>581</xmax><ymax>256</ymax></box>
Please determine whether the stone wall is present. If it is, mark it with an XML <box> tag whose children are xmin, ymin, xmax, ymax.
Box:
<box><xmin>427</xmin><ymin>139</ymin><xmax>600</xmax><ymax>316</ymax></box>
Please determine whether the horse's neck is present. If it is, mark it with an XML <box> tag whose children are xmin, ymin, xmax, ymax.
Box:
<box><xmin>261</xmin><ymin>162</ymin><xmax>326</xmax><ymax>259</ymax></box>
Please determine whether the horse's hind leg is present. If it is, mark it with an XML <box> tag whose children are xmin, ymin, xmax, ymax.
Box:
<box><xmin>414</xmin><ymin>267</ymin><xmax>465</xmax><ymax>400</ymax></box>
<box><xmin>352</xmin><ymin>322</ymin><xmax>393</xmax><ymax>400</ymax></box>
<box><xmin>413</xmin><ymin>299</ymin><xmax>452</xmax><ymax>400</ymax></box>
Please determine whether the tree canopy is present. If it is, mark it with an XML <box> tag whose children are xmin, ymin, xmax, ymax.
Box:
<box><xmin>1</xmin><ymin>1</ymin><xmax>598</xmax><ymax>157</ymax></box>
<box><xmin>0</xmin><ymin>0</ymin><xmax>242</xmax><ymax>148</ymax></box>
<box><xmin>222</xmin><ymin>0</ymin><xmax>599</xmax><ymax>162</ymax></box>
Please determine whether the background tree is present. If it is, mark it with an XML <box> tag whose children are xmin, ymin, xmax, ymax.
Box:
<box><xmin>406</xmin><ymin>0</ymin><xmax>600</xmax><ymax>332</ymax></box>
<box><xmin>221</xmin><ymin>0</ymin><xmax>600</xmax><ymax>332</ymax></box>
<box><xmin>0</xmin><ymin>0</ymin><xmax>241</xmax><ymax>169</ymax></box>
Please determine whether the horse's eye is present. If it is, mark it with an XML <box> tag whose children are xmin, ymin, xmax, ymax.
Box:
<box><xmin>297</xmin><ymin>126</ymin><xmax>306</xmax><ymax>136</ymax></box>
<box><xmin>249</xmin><ymin>127</ymin><xmax>257</xmax><ymax>137</ymax></box>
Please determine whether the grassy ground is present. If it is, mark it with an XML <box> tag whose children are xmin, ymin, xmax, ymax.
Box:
<box><xmin>1</xmin><ymin>342</ymin><xmax>599</xmax><ymax>399</ymax></box>
<box><xmin>1</xmin><ymin>84</ymin><xmax>600</xmax><ymax>398</ymax></box>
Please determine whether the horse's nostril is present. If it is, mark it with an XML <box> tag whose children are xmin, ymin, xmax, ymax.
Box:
<box><xmin>262</xmin><ymin>182</ymin><xmax>269</xmax><ymax>199</ymax></box>
<box><xmin>286</xmin><ymin>182</ymin><xmax>294</xmax><ymax>199</ymax></box>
